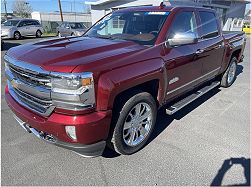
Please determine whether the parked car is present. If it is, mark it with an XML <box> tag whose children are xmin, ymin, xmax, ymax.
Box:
<box><xmin>1</xmin><ymin>18</ymin><xmax>43</xmax><ymax>40</ymax></box>
<box><xmin>56</xmin><ymin>22</ymin><xmax>87</xmax><ymax>37</ymax></box>
<box><xmin>4</xmin><ymin>5</ymin><xmax>246</xmax><ymax>157</ymax></box>
<box><xmin>242</xmin><ymin>24</ymin><xmax>251</xmax><ymax>34</ymax></box>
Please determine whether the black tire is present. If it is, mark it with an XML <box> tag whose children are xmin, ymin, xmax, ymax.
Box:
<box><xmin>58</xmin><ymin>32</ymin><xmax>62</xmax><ymax>37</ymax></box>
<box><xmin>14</xmin><ymin>31</ymin><xmax>21</xmax><ymax>40</ymax></box>
<box><xmin>221</xmin><ymin>57</ymin><xmax>238</xmax><ymax>88</ymax></box>
<box><xmin>36</xmin><ymin>30</ymin><xmax>42</xmax><ymax>38</ymax></box>
<box><xmin>110</xmin><ymin>91</ymin><xmax>157</xmax><ymax>155</ymax></box>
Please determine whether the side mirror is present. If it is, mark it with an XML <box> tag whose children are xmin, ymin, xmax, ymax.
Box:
<box><xmin>166</xmin><ymin>32</ymin><xmax>198</xmax><ymax>47</ymax></box>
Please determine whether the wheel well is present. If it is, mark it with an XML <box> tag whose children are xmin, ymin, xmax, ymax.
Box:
<box><xmin>231</xmin><ymin>49</ymin><xmax>242</xmax><ymax>60</ymax></box>
<box><xmin>113</xmin><ymin>79</ymin><xmax>159</xmax><ymax>110</ymax></box>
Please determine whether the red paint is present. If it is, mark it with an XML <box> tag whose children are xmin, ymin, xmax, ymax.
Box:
<box><xmin>5</xmin><ymin>6</ymin><xmax>246</xmax><ymax>146</ymax></box>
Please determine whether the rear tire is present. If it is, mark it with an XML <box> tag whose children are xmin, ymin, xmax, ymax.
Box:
<box><xmin>14</xmin><ymin>31</ymin><xmax>21</xmax><ymax>40</ymax></box>
<box><xmin>110</xmin><ymin>91</ymin><xmax>157</xmax><ymax>155</ymax></box>
<box><xmin>221</xmin><ymin>57</ymin><xmax>238</xmax><ymax>88</ymax></box>
<box><xmin>36</xmin><ymin>30</ymin><xmax>42</xmax><ymax>38</ymax></box>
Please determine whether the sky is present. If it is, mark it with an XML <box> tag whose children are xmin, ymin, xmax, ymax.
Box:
<box><xmin>1</xmin><ymin>0</ymin><xmax>251</xmax><ymax>14</ymax></box>
<box><xmin>1</xmin><ymin>0</ymin><xmax>97</xmax><ymax>13</ymax></box>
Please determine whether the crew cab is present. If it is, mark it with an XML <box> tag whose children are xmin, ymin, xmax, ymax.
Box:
<box><xmin>4</xmin><ymin>5</ymin><xmax>246</xmax><ymax>157</ymax></box>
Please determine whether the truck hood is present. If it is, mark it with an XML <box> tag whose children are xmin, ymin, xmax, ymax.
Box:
<box><xmin>7</xmin><ymin>36</ymin><xmax>147</xmax><ymax>73</ymax></box>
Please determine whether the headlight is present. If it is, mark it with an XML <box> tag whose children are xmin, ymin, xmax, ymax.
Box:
<box><xmin>50</xmin><ymin>72</ymin><xmax>95</xmax><ymax>111</ymax></box>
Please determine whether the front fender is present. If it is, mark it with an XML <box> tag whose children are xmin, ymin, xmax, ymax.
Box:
<box><xmin>96</xmin><ymin>58</ymin><xmax>167</xmax><ymax>111</ymax></box>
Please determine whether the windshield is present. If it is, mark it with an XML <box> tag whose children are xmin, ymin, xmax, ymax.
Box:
<box><xmin>85</xmin><ymin>11</ymin><xmax>169</xmax><ymax>45</ymax></box>
<box><xmin>3</xmin><ymin>20</ymin><xmax>19</xmax><ymax>26</ymax></box>
<box><xmin>70</xmin><ymin>23</ymin><xmax>85</xmax><ymax>29</ymax></box>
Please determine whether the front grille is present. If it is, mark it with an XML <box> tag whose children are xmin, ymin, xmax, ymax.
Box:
<box><xmin>8</xmin><ymin>63</ymin><xmax>51</xmax><ymax>88</ymax></box>
<box><xmin>5</xmin><ymin>56</ymin><xmax>55</xmax><ymax>116</ymax></box>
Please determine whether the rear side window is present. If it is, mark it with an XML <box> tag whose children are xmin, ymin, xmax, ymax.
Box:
<box><xmin>168</xmin><ymin>11</ymin><xmax>197</xmax><ymax>38</ymax></box>
<box><xmin>199</xmin><ymin>11</ymin><xmax>219</xmax><ymax>39</ymax></box>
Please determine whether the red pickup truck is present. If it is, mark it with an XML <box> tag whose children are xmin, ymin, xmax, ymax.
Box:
<box><xmin>5</xmin><ymin>5</ymin><xmax>246</xmax><ymax>157</ymax></box>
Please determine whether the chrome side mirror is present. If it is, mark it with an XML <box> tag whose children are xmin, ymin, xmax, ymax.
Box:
<box><xmin>166</xmin><ymin>32</ymin><xmax>198</xmax><ymax>47</ymax></box>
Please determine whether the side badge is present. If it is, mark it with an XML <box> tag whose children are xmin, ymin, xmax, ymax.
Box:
<box><xmin>169</xmin><ymin>77</ymin><xmax>179</xmax><ymax>85</ymax></box>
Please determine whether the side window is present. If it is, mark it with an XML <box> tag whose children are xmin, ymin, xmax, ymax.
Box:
<box><xmin>199</xmin><ymin>11</ymin><xmax>219</xmax><ymax>39</ymax></box>
<box><xmin>18</xmin><ymin>21</ymin><xmax>25</xmax><ymax>27</ymax></box>
<box><xmin>168</xmin><ymin>11</ymin><xmax>197</xmax><ymax>38</ymax></box>
<box><xmin>26</xmin><ymin>20</ymin><xmax>33</xmax><ymax>26</ymax></box>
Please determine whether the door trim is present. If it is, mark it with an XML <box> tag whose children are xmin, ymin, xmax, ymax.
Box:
<box><xmin>167</xmin><ymin>67</ymin><xmax>220</xmax><ymax>95</ymax></box>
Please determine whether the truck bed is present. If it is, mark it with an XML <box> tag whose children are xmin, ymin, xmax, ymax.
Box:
<box><xmin>223</xmin><ymin>31</ymin><xmax>245</xmax><ymax>41</ymax></box>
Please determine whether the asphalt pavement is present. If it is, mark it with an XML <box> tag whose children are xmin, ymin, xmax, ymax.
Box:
<box><xmin>1</xmin><ymin>36</ymin><xmax>250</xmax><ymax>186</ymax></box>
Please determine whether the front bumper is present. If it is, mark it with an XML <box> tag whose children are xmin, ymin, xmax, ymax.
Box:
<box><xmin>5</xmin><ymin>86</ymin><xmax>112</xmax><ymax>157</ymax></box>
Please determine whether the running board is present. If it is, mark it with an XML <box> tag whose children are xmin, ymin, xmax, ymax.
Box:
<box><xmin>166</xmin><ymin>81</ymin><xmax>220</xmax><ymax>115</ymax></box>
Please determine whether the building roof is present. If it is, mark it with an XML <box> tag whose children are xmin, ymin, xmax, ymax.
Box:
<box><xmin>85</xmin><ymin>0</ymin><xmax>117</xmax><ymax>5</ymax></box>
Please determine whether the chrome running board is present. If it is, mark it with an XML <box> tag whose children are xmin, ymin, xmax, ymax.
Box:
<box><xmin>166</xmin><ymin>81</ymin><xmax>220</xmax><ymax>115</ymax></box>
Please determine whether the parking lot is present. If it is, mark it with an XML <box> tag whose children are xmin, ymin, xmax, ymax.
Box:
<box><xmin>1</xmin><ymin>36</ymin><xmax>250</xmax><ymax>186</ymax></box>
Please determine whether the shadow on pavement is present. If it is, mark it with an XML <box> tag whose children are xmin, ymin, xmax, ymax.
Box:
<box><xmin>1</xmin><ymin>41</ymin><xmax>21</xmax><ymax>51</ymax></box>
<box><xmin>236</xmin><ymin>64</ymin><xmax>243</xmax><ymax>77</ymax></box>
<box><xmin>211</xmin><ymin>157</ymin><xmax>250</xmax><ymax>186</ymax></box>
<box><xmin>147</xmin><ymin>87</ymin><xmax>221</xmax><ymax>146</ymax></box>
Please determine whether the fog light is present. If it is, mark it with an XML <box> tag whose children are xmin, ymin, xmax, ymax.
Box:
<box><xmin>65</xmin><ymin>126</ymin><xmax>77</xmax><ymax>140</ymax></box>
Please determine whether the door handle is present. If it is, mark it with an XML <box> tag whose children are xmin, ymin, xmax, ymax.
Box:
<box><xmin>195</xmin><ymin>49</ymin><xmax>204</xmax><ymax>54</ymax></box>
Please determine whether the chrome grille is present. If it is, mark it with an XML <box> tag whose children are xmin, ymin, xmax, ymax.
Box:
<box><xmin>5</xmin><ymin>55</ymin><xmax>55</xmax><ymax>116</ymax></box>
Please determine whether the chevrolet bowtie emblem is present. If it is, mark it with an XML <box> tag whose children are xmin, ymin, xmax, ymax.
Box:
<box><xmin>10</xmin><ymin>79</ymin><xmax>18</xmax><ymax>89</ymax></box>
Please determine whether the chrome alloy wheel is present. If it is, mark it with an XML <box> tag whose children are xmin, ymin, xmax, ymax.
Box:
<box><xmin>227</xmin><ymin>61</ymin><xmax>237</xmax><ymax>84</ymax></box>
<box><xmin>123</xmin><ymin>102</ymin><xmax>153</xmax><ymax>147</ymax></box>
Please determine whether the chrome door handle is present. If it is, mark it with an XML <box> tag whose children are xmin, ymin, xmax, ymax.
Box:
<box><xmin>195</xmin><ymin>49</ymin><xmax>204</xmax><ymax>54</ymax></box>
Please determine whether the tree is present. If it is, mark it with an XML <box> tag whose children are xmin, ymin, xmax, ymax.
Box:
<box><xmin>12</xmin><ymin>0</ymin><xmax>32</xmax><ymax>18</ymax></box>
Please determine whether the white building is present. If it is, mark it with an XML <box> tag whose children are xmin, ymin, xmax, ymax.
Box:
<box><xmin>86</xmin><ymin>0</ymin><xmax>250</xmax><ymax>25</ymax></box>
<box><xmin>31</xmin><ymin>11</ymin><xmax>91</xmax><ymax>32</ymax></box>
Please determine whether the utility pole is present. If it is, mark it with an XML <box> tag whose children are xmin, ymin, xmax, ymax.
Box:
<box><xmin>58</xmin><ymin>0</ymin><xmax>64</xmax><ymax>22</ymax></box>
<box><xmin>3</xmin><ymin>0</ymin><xmax>8</xmax><ymax>19</ymax></box>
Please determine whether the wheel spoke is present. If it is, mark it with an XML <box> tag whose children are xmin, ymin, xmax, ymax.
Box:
<box><xmin>124</xmin><ymin>128</ymin><xmax>132</xmax><ymax>137</ymax></box>
<box><xmin>135</xmin><ymin>104</ymin><xmax>141</xmax><ymax>116</ymax></box>
<box><xmin>128</xmin><ymin>130</ymin><xmax>136</xmax><ymax>145</ymax></box>
<box><xmin>138</xmin><ymin>110</ymin><xmax>151</xmax><ymax>122</ymax></box>
<box><xmin>124</xmin><ymin>121</ymin><xmax>131</xmax><ymax>130</ymax></box>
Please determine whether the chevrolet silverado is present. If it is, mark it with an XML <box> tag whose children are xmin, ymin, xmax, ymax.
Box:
<box><xmin>5</xmin><ymin>5</ymin><xmax>246</xmax><ymax>157</ymax></box>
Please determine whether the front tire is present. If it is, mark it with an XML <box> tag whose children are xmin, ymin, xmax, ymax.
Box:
<box><xmin>58</xmin><ymin>32</ymin><xmax>62</xmax><ymax>37</ymax></box>
<box><xmin>221</xmin><ymin>57</ymin><xmax>237</xmax><ymax>88</ymax></box>
<box><xmin>14</xmin><ymin>31</ymin><xmax>21</xmax><ymax>40</ymax></box>
<box><xmin>111</xmin><ymin>91</ymin><xmax>157</xmax><ymax>155</ymax></box>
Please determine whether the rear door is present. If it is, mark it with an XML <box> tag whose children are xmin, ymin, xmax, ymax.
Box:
<box><xmin>196</xmin><ymin>11</ymin><xmax>225</xmax><ymax>80</ymax></box>
<box><xmin>17</xmin><ymin>20</ymin><xmax>28</xmax><ymax>36</ymax></box>
<box><xmin>24</xmin><ymin>20</ymin><xmax>34</xmax><ymax>35</ymax></box>
<box><xmin>164</xmin><ymin>9</ymin><xmax>203</xmax><ymax>98</ymax></box>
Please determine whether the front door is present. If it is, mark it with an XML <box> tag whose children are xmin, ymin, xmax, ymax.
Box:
<box><xmin>163</xmin><ymin>10</ymin><xmax>203</xmax><ymax>99</ymax></box>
